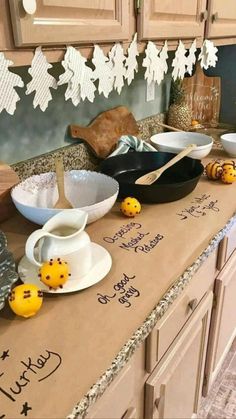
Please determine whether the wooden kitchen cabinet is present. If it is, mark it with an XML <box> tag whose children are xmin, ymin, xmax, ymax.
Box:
<box><xmin>146</xmin><ymin>248</ymin><xmax>218</xmax><ymax>373</ymax></box>
<box><xmin>1</xmin><ymin>0</ymin><xmax>236</xmax><ymax>66</ymax></box>
<box><xmin>87</xmin><ymin>343</ymin><xmax>148</xmax><ymax>419</ymax></box>
<box><xmin>203</xmin><ymin>249</ymin><xmax>236</xmax><ymax>395</ymax></box>
<box><xmin>206</xmin><ymin>0</ymin><xmax>236</xmax><ymax>40</ymax></box>
<box><xmin>138</xmin><ymin>0</ymin><xmax>207</xmax><ymax>42</ymax></box>
<box><xmin>9</xmin><ymin>0</ymin><xmax>131</xmax><ymax>46</ymax></box>
<box><xmin>217</xmin><ymin>222</ymin><xmax>236</xmax><ymax>271</ymax></box>
<box><xmin>145</xmin><ymin>292</ymin><xmax>213</xmax><ymax>419</ymax></box>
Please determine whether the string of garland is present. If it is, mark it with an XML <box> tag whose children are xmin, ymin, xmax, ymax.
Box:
<box><xmin>0</xmin><ymin>36</ymin><xmax>218</xmax><ymax>115</ymax></box>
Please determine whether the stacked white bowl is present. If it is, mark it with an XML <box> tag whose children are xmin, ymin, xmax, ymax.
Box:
<box><xmin>150</xmin><ymin>132</ymin><xmax>213</xmax><ymax>159</ymax></box>
<box><xmin>220</xmin><ymin>134</ymin><xmax>236</xmax><ymax>157</ymax></box>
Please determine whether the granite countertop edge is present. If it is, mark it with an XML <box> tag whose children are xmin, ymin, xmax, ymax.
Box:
<box><xmin>67</xmin><ymin>211</ymin><xmax>236</xmax><ymax>419</ymax></box>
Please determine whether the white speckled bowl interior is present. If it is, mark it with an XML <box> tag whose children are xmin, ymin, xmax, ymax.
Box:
<box><xmin>11</xmin><ymin>170</ymin><xmax>119</xmax><ymax>225</ymax></box>
<box><xmin>150</xmin><ymin>132</ymin><xmax>213</xmax><ymax>159</ymax></box>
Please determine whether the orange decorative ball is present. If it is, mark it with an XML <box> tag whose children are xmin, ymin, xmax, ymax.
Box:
<box><xmin>8</xmin><ymin>284</ymin><xmax>43</xmax><ymax>318</ymax></box>
<box><xmin>221</xmin><ymin>161</ymin><xmax>236</xmax><ymax>184</ymax></box>
<box><xmin>205</xmin><ymin>161</ymin><xmax>223</xmax><ymax>180</ymax></box>
<box><xmin>39</xmin><ymin>258</ymin><xmax>70</xmax><ymax>290</ymax></box>
<box><xmin>120</xmin><ymin>197</ymin><xmax>141</xmax><ymax>217</ymax></box>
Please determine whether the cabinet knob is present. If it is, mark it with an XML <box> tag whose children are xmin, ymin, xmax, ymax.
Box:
<box><xmin>200</xmin><ymin>10</ymin><xmax>208</xmax><ymax>22</ymax></box>
<box><xmin>188</xmin><ymin>298</ymin><xmax>198</xmax><ymax>311</ymax></box>
<box><xmin>22</xmin><ymin>0</ymin><xmax>37</xmax><ymax>15</ymax></box>
<box><xmin>212</xmin><ymin>12</ymin><xmax>219</xmax><ymax>23</ymax></box>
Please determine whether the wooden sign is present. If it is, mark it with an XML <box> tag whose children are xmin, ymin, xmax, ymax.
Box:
<box><xmin>183</xmin><ymin>64</ymin><xmax>221</xmax><ymax>125</ymax></box>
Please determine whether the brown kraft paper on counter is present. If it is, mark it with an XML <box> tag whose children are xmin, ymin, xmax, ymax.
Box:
<box><xmin>0</xmin><ymin>174</ymin><xmax>236</xmax><ymax>418</ymax></box>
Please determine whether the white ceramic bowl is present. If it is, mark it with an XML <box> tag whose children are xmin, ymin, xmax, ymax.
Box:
<box><xmin>220</xmin><ymin>133</ymin><xmax>236</xmax><ymax>157</ymax></box>
<box><xmin>11</xmin><ymin>170</ymin><xmax>119</xmax><ymax>225</ymax></box>
<box><xmin>150</xmin><ymin>132</ymin><xmax>213</xmax><ymax>159</ymax></box>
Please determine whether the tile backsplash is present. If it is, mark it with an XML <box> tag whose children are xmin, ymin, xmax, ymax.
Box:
<box><xmin>2</xmin><ymin>44</ymin><xmax>234</xmax><ymax>166</ymax></box>
<box><xmin>0</xmin><ymin>55</ymin><xmax>171</xmax><ymax>165</ymax></box>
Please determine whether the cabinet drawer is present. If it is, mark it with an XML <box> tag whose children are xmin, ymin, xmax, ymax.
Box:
<box><xmin>204</xmin><ymin>248</ymin><xmax>236</xmax><ymax>395</ymax></box>
<box><xmin>87</xmin><ymin>360</ymin><xmax>135</xmax><ymax>419</ymax></box>
<box><xmin>217</xmin><ymin>222</ymin><xmax>236</xmax><ymax>270</ymax></box>
<box><xmin>146</xmin><ymin>248</ymin><xmax>217</xmax><ymax>373</ymax></box>
<box><xmin>145</xmin><ymin>292</ymin><xmax>213</xmax><ymax>419</ymax></box>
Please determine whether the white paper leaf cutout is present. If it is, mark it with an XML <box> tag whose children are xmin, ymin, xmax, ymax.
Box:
<box><xmin>58</xmin><ymin>46</ymin><xmax>96</xmax><ymax>105</ymax></box>
<box><xmin>186</xmin><ymin>39</ymin><xmax>197</xmax><ymax>76</ymax></box>
<box><xmin>143</xmin><ymin>41</ymin><xmax>168</xmax><ymax>86</ymax></box>
<box><xmin>58</xmin><ymin>47</ymin><xmax>80</xmax><ymax>105</ymax></box>
<box><xmin>159</xmin><ymin>41</ymin><xmax>169</xmax><ymax>77</ymax></box>
<box><xmin>142</xmin><ymin>42</ymin><xmax>152</xmax><ymax>85</ymax></box>
<box><xmin>125</xmin><ymin>33</ymin><xmax>139</xmax><ymax>85</ymax></box>
<box><xmin>26</xmin><ymin>47</ymin><xmax>57</xmax><ymax>112</ymax></box>
<box><xmin>172</xmin><ymin>41</ymin><xmax>188</xmax><ymax>80</ymax></box>
<box><xmin>0</xmin><ymin>53</ymin><xmax>24</xmax><ymax>115</ymax></box>
<box><xmin>108</xmin><ymin>43</ymin><xmax>126</xmax><ymax>94</ymax></box>
<box><xmin>92</xmin><ymin>45</ymin><xmax>113</xmax><ymax>98</ymax></box>
<box><xmin>198</xmin><ymin>40</ymin><xmax>218</xmax><ymax>70</ymax></box>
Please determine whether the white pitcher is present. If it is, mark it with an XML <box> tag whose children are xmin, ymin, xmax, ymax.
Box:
<box><xmin>25</xmin><ymin>209</ymin><xmax>92</xmax><ymax>279</ymax></box>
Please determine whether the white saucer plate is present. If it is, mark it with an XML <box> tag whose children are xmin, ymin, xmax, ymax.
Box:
<box><xmin>18</xmin><ymin>242</ymin><xmax>112</xmax><ymax>294</ymax></box>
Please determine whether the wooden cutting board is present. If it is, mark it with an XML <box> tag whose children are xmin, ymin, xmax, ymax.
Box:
<box><xmin>183</xmin><ymin>64</ymin><xmax>221</xmax><ymax>125</ymax></box>
<box><xmin>69</xmin><ymin>106</ymin><xmax>139</xmax><ymax>159</ymax></box>
<box><xmin>0</xmin><ymin>162</ymin><xmax>19</xmax><ymax>222</ymax></box>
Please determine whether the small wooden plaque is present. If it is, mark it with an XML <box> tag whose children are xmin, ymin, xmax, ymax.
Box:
<box><xmin>183</xmin><ymin>64</ymin><xmax>221</xmax><ymax>125</ymax></box>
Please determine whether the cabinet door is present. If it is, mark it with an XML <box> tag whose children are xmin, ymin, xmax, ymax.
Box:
<box><xmin>204</xmin><ymin>249</ymin><xmax>236</xmax><ymax>395</ymax></box>
<box><xmin>145</xmin><ymin>292</ymin><xmax>213</xmax><ymax>419</ymax></box>
<box><xmin>138</xmin><ymin>0</ymin><xmax>207</xmax><ymax>41</ymax></box>
<box><xmin>9</xmin><ymin>0</ymin><xmax>130</xmax><ymax>46</ymax></box>
<box><xmin>206</xmin><ymin>0</ymin><xmax>236</xmax><ymax>38</ymax></box>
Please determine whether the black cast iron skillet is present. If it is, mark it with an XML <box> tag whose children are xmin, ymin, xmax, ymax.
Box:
<box><xmin>99</xmin><ymin>151</ymin><xmax>204</xmax><ymax>203</ymax></box>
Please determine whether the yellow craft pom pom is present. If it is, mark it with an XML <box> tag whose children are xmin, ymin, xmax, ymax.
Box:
<box><xmin>8</xmin><ymin>284</ymin><xmax>43</xmax><ymax>318</ymax></box>
<box><xmin>39</xmin><ymin>258</ymin><xmax>70</xmax><ymax>290</ymax></box>
<box><xmin>120</xmin><ymin>197</ymin><xmax>141</xmax><ymax>217</ymax></box>
<box><xmin>191</xmin><ymin>119</ymin><xmax>199</xmax><ymax>126</ymax></box>
<box><xmin>205</xmin><ymin>161</ymin><xmax>223</xmax><ymax>180</ymax></box>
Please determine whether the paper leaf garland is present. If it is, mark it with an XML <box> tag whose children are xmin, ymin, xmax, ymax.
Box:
<box><xmin>186</xmin><ymin>39</ymin><xmax>197</xmax><ymax>76</ymax></box>
<box><xmin>172</xmin><ymin>41</ymin><xmax>188</xmax><ymax>80</ymax></box>
<box><xmin>198</xmin><ymin>40</ymin><xmax>218</xmax><ymax>70</ymax></box>
<box><xmin>108</xmin><ymin>43</ymin><xmax>126</xmax><ymax>94</ymax></box>
<box><xmin>26</xmin><ymin>47</ymin><xmax>57</xmax><ymax>112</ymax></box>
<box><xmin>58</xmin><ymin>46</ymin><xmax>96</xmax><ymax>105</ymax></box>
<box><xmin>125</xmin><ymin>33</ymin><xmax>139</xmax><ymax>85</ymax></box>
<box><xmin>0</xmin><ymin>53</ymin><xmax>24</xmax><ymax>115</ymax></box>
<box><xmin>92</xmin><ymin>45</ymin><xmax>113</xmax><ymax>98</ymax></box>
<box><xmin>143</xmin><ymin>41</ymin><xmax>168</xmax><ymax>86</ymax></box>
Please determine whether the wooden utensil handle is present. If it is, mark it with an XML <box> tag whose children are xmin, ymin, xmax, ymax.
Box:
<box><xmin>55</xmin><ymin>157</ymin><xmax>65</xmax><ymax>196</ymax></box>
<box><xmin>157</xmin><ymin>144</ymin><xmax>197</xmax><ymax>175</ymax></box>
<box><xmin>155</xmin><ymin>122</ymin><xmax>183</xmax><ymax>132</ymax></box>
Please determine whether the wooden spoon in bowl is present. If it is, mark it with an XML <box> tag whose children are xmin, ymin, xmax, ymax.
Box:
<box><xmin>135</xmin><ymin>144</ymin><xmax>197</xmax><ymax>186</ymax></box>
<box><xmin>53</xmin><ymin>157</ymin><xmax>73</xmax><ymax>209</ymax></box>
